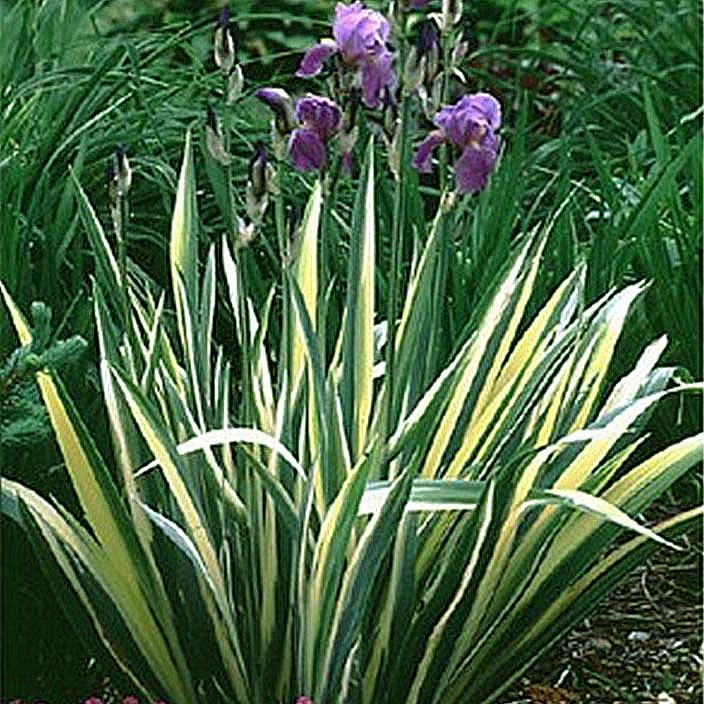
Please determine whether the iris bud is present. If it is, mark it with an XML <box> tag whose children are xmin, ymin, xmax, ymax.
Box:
<box><xmin>441</xmin><ymin>0</ymin><xmax>463</xmax><ymax>32</ymax></box>
<box><xmin>205</xmin><ymin>106</ymin><xmax>231</xmax><ymax>165</ymax></box>
<box><xmin>451</xmin><ymin>38</ymin><xmax>469</xmax><ymax>68</ymax></box>
<box><xmin>403</xmin><ymin>46</ymin><xmax>427</xmax><ymax>95</ymax></box>
<box><xmin>422</xmin><ymin>72</ymin><xmax>444</xmax><ymax>120</ymax></box>
<box><xmin>388</xmin><ymin>121</ymin><xmax>402</xmax><ymax>179</ymax></box>
<box><xmin>214</xmin><ymin>5</ymin><xmax>237</xmax><ymax>73</ymax></box>
<box><xmin>417</xmin><ymin>20</ymin><xmax>440</xmax><ymax>79</ymax></box>
<box><xmin>237</xmin><ymin>216</ymin><xmax>256</xmax><ymax>248</ymax></box>
<box><xmin>246</xmin><ymin>142</ymin><xmax>271</xmax><ymax>222</ymax></box>
<box><xmin>107</xmin><ymin>145</ymin><xmax>132</xmax><ymax>203</ymax></box>
<box><xmin>227</xmin><ymin>64</ymin><xmax>244</xmax><ymax>104</ymax></box>
<box><xmin>255</xmin><ymin>88</ymin><xmax>297</xmax><ymax>136</ymax></box>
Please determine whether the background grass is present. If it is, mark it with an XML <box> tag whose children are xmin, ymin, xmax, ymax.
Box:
<box><xmin>1</xmin><ymin>0</ymin><xmax>701</xmax><ymax>699</ymax></box>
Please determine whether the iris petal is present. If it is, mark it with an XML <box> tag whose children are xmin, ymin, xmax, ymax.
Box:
<box><xmin>295</xmin><ymin>95</ymin><xmax>342</xmax><ymax>139</ymax></box>
<box><xmin>360</xmin><ymin>48</ymin><xmax>396</xmax><ymax>108</ymax></box>
<box><xmin>454</xmin><ymin>145</ymin><xmax>498</xmax><ymax>193</ymax></box>
<box><xmin>297</xmin><ymin>42</ymin><xmax>338</xmax><ymax>77</ymax></box>
<box><xmin>412</xmin><ymin>131</ymin><xmax>445</xmax><ymax>173</ymax></box>
<box><xmin>289</xmin><ymin>128</ymin><xmax>328</xmax><ymax>171</ymax></box>
<box><xmin>471</xmin><ymin>93</ymin><xmax>502</xmax><ymax>131</ymax></box>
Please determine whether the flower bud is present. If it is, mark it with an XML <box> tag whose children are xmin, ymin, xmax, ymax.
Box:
<box><xmin>418</xmin><ymin>83</ymin><xmax>428</xmax><ymax>110</ymax></box>
<box><xmin>107</xmin><ymin>160</ymin><xmax>117</xmax><ymax>204</ymax></box>
<box><xmin>454</xmin><ymin>0</ymin><xmax>464</xmax><ymax>25</ymax></box>
<box><xmin>107</xmin><ymin>145</ymin><xmax>132</xmax><ymax>202</ymax></box>
<box><xmin>255</xmin><ymin>88</ymin><xmax>297</xmax><ymax>135</ymax></box>
<box><xmin>339</xmin><ymin>125</ymin><xmax>359</xmax><ymax>154</ymax></box>
<box><xmin>246</xmin><ymin>142</ymin><xmax>270</xmax><ymax>222</ymax></box>
<box><xmin>227</xmin><ymin>64</ymin><xmax>244</xmax><ymax>104</ymax></box>
<box><xmin>451</xmin><ymin>39</ymin><xmax>469</xmax><ymax>68</ymax></box>
<box><xmin>403</xmin><ymin>46</ymin><xmax>426</xmax><ymax>94</ymax></box>
<box><xmin>246</xmin><ymin>191</ymin><xmax>269</xmax><ymax>223</ymax></box>
<box><xmin>236</xmin><ymin>216</ymin><xmax>256</xmax><ymax>248</ymax></box>
<box><xmin>205</xmin><ymin>106</ymin><xmax>231</xmax><ymax>165</ymax></box>
<box><xmin>381</xmin><ymin>87</ymin><xmax>398</xmax><ymax>134</ymax></box>
<box><xmin>214</xmin><ymin>6</ymin><xmax>237</xmax><ymax>73</ymax></box>
<box><xmin>248</xmin><ymin>142</ymin><xmax>268</xmax><ymax>200</ymax></box>
<box><xmin>442</xmin><ymin>190</ymin><xmax>458</xmax><ymax>212</ymax></box>
<box><xmin>423</xmin><ymin>72</ymin><xmax>444</xmax><ymax>120</ymax></box>
<box><xmin>388</xmin><ymin>121</ymin><xmax>402</xmax><ymax>179</ymax></box>
<box><xmin>452</xmin><ymin>66</ymin><xmax>467</xmax><ymax>84</ymax></box>
<box><xmin>417</xmin><ymin>20</ymin><xmax>440</xmax><ymax>80</ymax></box>
<box><xmin>441</xmin><ymin>0</ymin><xmax>463</xmax><ymax>32</ymax></box>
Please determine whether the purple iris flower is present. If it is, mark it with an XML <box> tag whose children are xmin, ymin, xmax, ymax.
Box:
<box><xmin>297</xmin><ymin>2</ymin><xmax>396</xmax><ymax>109</ymax></box>
<box><xmin>290</xmin><ymin>95</ymin><xmax>342</xmax><ymax>171</ymax></box>
<box><xmin>410</xmin><ymin>0</ymin><xmax>429</xmax><ymax>7</ymax></box>
<box><xmin>413</xmin><ymin>93</ymin><xmax>501</xmax><ymax>193</ymax></box>
<box><xmin>255</xmin><ymin>88</ymin><xmax>342</xmax><ymax>171</ymax></box>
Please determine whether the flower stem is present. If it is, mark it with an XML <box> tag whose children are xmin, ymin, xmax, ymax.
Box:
<box><xmin>274</xmin><ymin>158</ymin><xmax>292</xmax><ymax>401</ymax></box>
<box><xmin>222</xmin><ymin>70</ymin><xmax>253</xmax><ymax>427</ymax></box>
<box><xmin>113</xmin><ymin>194</ymin><xmax>131</xmax><ymax>341</ymax></box>
<box><xmin>383</xmin><ymin>88</ymin><xmax>411</xmax><ymax>465</ymax></box>
<box><xmin>439</xmin><ymin>25</ymin><xmax>454</xmax><ymax>192</ymax></box>
<box><xmin>425</xmin><ymin>26</ymin><xmax>456</xmax><ymax>381</ymax></box>
<box><xmin>318</xmin><ymin>156</ymin><xmax>341</xmax><ymax>364</ymax></box>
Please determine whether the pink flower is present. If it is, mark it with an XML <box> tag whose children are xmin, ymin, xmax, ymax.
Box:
<box><xmin>296</xmin><ymin>697</ymin><xmax>314</xmax><ymax>704</ymax></box>
<box><xmin>84</xmin><ymin>699</ymin><xmax>104</xmax><ymax>704</ymax></box>
<box><xmin>122</xmin><ymin>697</ymin><xmax>140</xmax><ymax>704</ymax></box>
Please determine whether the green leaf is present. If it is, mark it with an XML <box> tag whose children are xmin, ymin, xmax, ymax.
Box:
<box><xmin>319</xmin><ymin>470</ymin><xmax>412</xmax><ymax>702</ymax></box>
<box><xmin>291</xmin><ymin>179</ymin><xmax>321</xmax><ymax>395</ymax></box>
<box><xmin>170</xmin><ymin>131</ymin><xmax>199</xmax><ymax>360</ymax></box>
<box><xmin>340</xmin><ymin>139</ymin><xmax>376</xmax><ymax>461</ymax></box>
<box><xmin>303</xmin><ymin>450</ymin><xmax>375</xmax><ymax>694</ymax></box>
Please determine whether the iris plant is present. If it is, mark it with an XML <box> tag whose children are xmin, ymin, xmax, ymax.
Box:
<box><xmin>3</xmin><ymin>5</ymin><xmax>700</xmax><ymax>704</ymax></box>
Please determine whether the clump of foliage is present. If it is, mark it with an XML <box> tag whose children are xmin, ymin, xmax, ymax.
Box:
<box><xmin>0</xmin><ymin>302</ymin><xmax>86</xmax><ymax>449</ymax></box>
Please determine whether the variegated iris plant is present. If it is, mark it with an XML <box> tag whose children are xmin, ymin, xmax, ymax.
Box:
<box><xmin>2</xmin><ymin>132</ymin><xmax>701</xmax><ymax>704</ymax></box>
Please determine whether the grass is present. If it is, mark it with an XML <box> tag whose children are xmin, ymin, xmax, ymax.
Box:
<box><xmin>1</xmin><ymin>0</ymin><xmax>700</xmax><ymax>700</ymax></box>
